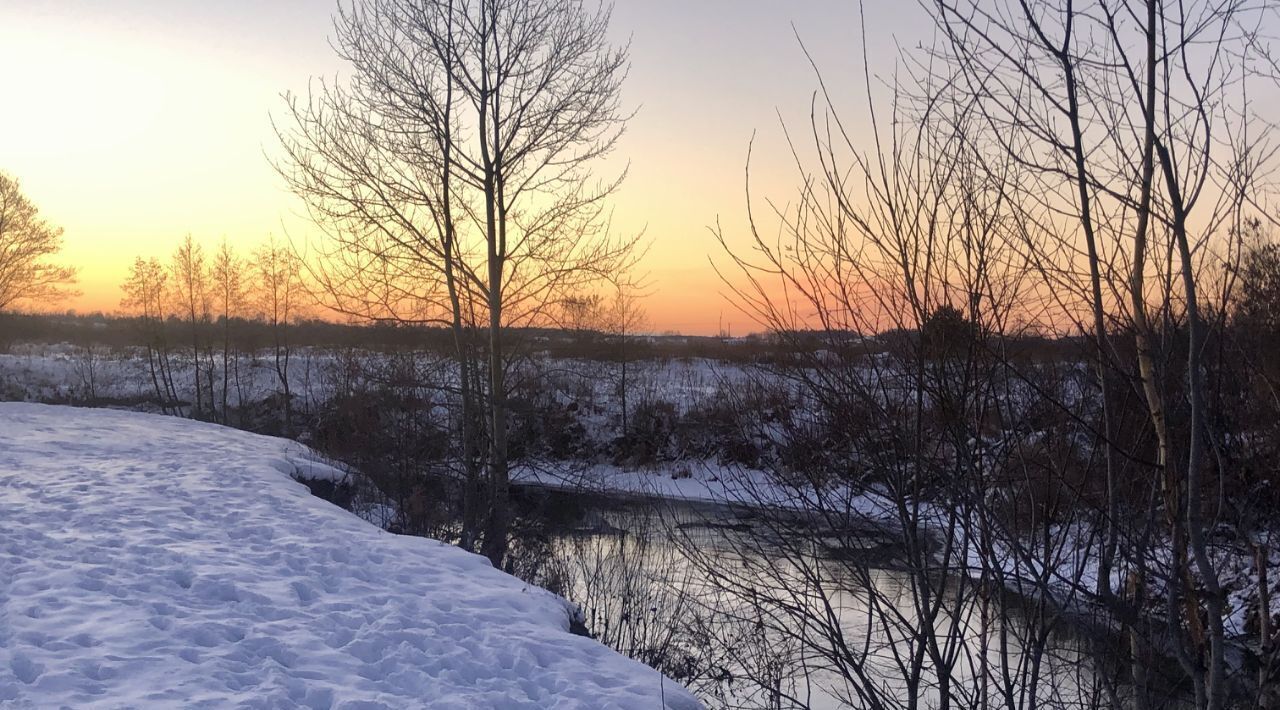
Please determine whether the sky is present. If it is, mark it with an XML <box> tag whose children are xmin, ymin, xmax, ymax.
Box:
<box><xmin>0</xmin><ymin>0</ymin><xmax>929</xmax><ymax>335</ymax></box>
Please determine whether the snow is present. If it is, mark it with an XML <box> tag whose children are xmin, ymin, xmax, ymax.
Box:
<box><xmin>0</xmin><ymin>403</ymin><xmax>700</xmax><ymax>709</ymax></box>
<box><xmin>513</xmin><ymin>462</ymin><xmax>748</xmax><ymax>505</ymax></box>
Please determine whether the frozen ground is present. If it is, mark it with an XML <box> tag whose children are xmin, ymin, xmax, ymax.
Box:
<box><xmin>0</xmin><ymin>402</ymin><xmax>700</xmax><ymax>709</ymax></box>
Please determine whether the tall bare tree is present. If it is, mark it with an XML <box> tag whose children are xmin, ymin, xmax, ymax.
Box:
<box><xmin>251</xmin><ymin>236</ymin><xmax>306</xmax><ymax>436</ymax></box>
<box><xmin>170</xmin><ymin>235</ymin><xmax>212</xmax><ymax>417</ymax></box>
<box><xmin>926</xmin><ymin>1</ymin><xmax>1277</xmax><ymax>705</ymax></box>
<box><xmin>274</xmin><ymin>0</ymin><xmax>636</xmax><ymax>565</ymax></box>
<box><xmin>212</xmin><ymin>238</ymin><xmax>246</xmax><ymax>422</ymax></box>
<box><xmin>0</xmin><ymin>172</ymin><xmax>76</xmax><ymax>311</ymax></box>
<box><xmin>121</xmin><ymin>256</ymin><xmax>179</xmax><ymax>413</ymax></box>
<box><xmin>694</xmin><ymin>0</ymin><xmax>1280</xmax><ymax>703</ymax></box>
<box><xmin>706</xmin><ymin>46</ymin><xmax>1088</xmax><ymax>705</ymax></box>
<box><xmin>605</xmin><ymin>278</ymin><xmax>647</xmax><ymax>436</ymax></box>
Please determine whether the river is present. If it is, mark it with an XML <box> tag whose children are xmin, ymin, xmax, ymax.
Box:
<box><xmin>511</xmin><ymin>486</ymin><xmax>1192</xmax><ymax>710</ymax></box>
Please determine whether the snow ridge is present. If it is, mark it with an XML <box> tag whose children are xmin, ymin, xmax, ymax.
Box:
<box><xmin>0</xmin><ymin>403</ymin><xmax>700</xmax><ymax>709</ymax></box>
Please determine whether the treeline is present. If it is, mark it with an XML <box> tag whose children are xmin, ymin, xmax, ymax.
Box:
<box><xmin>0</xmin><ymin>312</ymin><xmax>460</xmax><ymax>352</ymax></box>
<box><xmin>115</xmin><ymin>235</ymin><xmax>308</xmax><ymax>429</ymax></box>
<box><xmin>0</xmin><ymin>309</ymin><xmax>980</xmax><ymax>362</ymax></box>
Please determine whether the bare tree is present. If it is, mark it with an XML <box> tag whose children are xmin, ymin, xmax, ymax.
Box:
<box><xmin>561</xmin><ymin>292</ymin><xmax>604</xmax><ymax>338</ymax></box>
<box><xmin>274</xmin><ymin>0</ymin><xmax>636</xmax><ymax>565</ymax></box>
<box><xmin>926</xmin><ymin>1</ymin><xmax>1278</xmax><ymax>705</ymax></box>
<box><xmin>170</xmin><ymin>235</ymin><xmax>212</xmax><ymax>417</ymax></box>
<box><xmin>251</xmin><ymin>236</ymin><xmax>306</xmax><ymax>436</ymax></box>
<box><xmin>212</xmin><ymin>238</ymin><xmax>246</xmax><ymax>423</ymax></box>
<box><xmin>71</xmin><ymin>341</ymin><xmax>102</xmax><ymax>403</ymax></box>
<box><xmin>688</xmin><ymin>0</ymin><xmax>1280</xmax><ymax>705</ymax></box>
<box><xmin>698</xmin><ymin>19</ymin><xmax>1099</xmax><ymax>703</ymax></box>
<box><xmin>605</xmin><ymin>278</ymin><xmax>647</xmax><ymax>436</ymax></box>
<box><xmin>0</xmin><ymin>172</ymin><xmax>76</xmax><ymax>311</ymax></box>
<box><xmin>121</xmin><ymin>256</ymin><xmax>179</xmax><ymax>413</ymax></box>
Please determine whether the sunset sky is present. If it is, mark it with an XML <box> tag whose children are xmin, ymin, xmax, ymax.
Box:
<box><xmin>0</xmin><ymin>0</ymin><xmax>925</xmax><ymax>335</ymax></box>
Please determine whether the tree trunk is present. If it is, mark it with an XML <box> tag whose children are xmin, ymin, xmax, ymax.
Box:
<box><xmin>479</xmin><ymin>89</ymin><xmax>510</xmax><ymax>565</ymax></box>
<box><xmin>1158</xmin><ymin>137</ymin><xmax>1226</xmax><ymax>710</ymax></box>
<box><xmin>190</xmin><ymin>312</ymin><xmax>202</xmax><ymax>417</ymax></box>
<box><xmin>480</xmin><ymin>248</ymin><xmax>508</xmax><ymax>567</ymax></box>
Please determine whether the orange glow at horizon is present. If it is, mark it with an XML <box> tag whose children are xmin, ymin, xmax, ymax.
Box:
<box><xmin>0</xmin><ymin>1</ymin><xmax>924</xmax><ymax>336</ymax></box>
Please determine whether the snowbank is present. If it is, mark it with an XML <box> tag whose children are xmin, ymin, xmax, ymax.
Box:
<box><xmin>0</xmin><ymin>403</ymin><xmax>700</xmax><ymax>709</ymax></box>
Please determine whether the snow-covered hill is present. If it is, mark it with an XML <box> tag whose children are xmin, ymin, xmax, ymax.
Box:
<box><xmin>0</xmin><ymin>403</ymin><xmax>700</xmax><ymax>709</ymax></box>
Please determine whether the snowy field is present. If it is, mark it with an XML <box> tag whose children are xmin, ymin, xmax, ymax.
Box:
<box><xmin>0</xmin><ymin>342</ymin><xmax>756</xmax><ymax>424</ymax></box>
<box><xmin>0</xmin><ymin>403</ymin><xmax>700</xmax><ymax>709</ymax></box>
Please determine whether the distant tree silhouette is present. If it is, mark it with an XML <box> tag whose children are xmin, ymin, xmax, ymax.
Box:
<box><xmin>606</xmin><ymin>278</ymin><xmax>648</xmax><ymax>436</ymax></box>
<box><xmin>170</xmin><ymin>235</ymin><xmax>211</xmax><ymax>416</ymax></box>
<box><xmin>121</xmin><ymin>256</ymin><xmax>179</xmax><ymax>413</ymax></box>
<box><xmin>0</xmin><ymin>172</ymin><xmax>76</xmax><ymax>311</ymax></box>
<box><xmin>251</xmin><ymin>236</ymin><xmax>308</xmax><ymax>436</ymax></box>
<box><xmin>919</xmin><ymin>304</ymin><xmax>977</xmax><ymax>362</ymax></box>
<box><xmin>1238</xmin><ymin>242</ymin><xmax>1280</xmax><ymax>338</ymax></box>
<box><xmin>212</xmin><ymin>238</ymin><xmax>247</xmax><ymax>422</ymax></box>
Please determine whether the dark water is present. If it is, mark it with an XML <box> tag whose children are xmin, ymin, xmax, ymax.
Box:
<box><xmin>513</xmin><ymin>487</ymin><xmax>1188</xmax><ymax>710</ymax></box>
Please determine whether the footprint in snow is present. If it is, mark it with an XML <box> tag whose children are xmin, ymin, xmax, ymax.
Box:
<box><xmin>291</xmin><ymin>581</ymin><xmax>317</xmax><ymax>605</ymax></box>
<box><xmin>168</xmin><ymin>568</ymin><xmax>194</xmax><ymax>590</ymax></box>
<box><xmin>10</xmin><ymin>653</ymin><xmax>43</xmax><ymax>685</ymax></box>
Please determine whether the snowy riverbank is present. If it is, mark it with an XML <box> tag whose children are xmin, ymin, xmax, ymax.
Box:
<box><xmin>0</xmin><ymin>403</ymin><xmax>700</xmax><ymax>709</ymax></box>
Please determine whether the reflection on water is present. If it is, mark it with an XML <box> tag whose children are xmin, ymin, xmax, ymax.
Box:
<box><xmin>514</xmin><ymin>492</ymin><xmax>1190</xmax><ymax>710</ymax></box>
